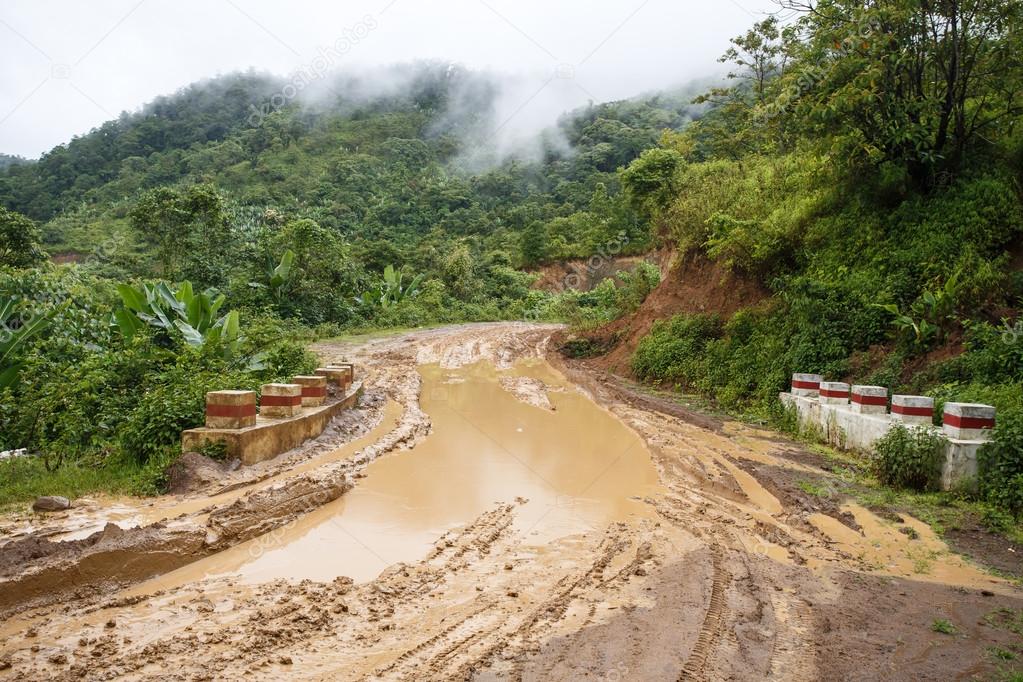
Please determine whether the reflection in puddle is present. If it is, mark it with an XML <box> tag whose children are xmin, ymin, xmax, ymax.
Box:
<box><xmin>139</xmin><ymin>360</ymin><xmax>664</xmax><ymax>587</ymax></box>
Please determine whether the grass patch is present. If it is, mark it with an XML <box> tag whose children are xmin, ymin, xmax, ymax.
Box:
<box><xmin>989</xmin><ymin>646</ymin><xmax>1018</xmax><ymax>662</ymax></box>
<box><xmin>986</xmin><ymin>608</ymin><xmax>1023</xmax><ymax>636</ymax></box>
<box><xmin>931</xmin><ymin>618</ymin><xmax>957</xmax><ymax>635</ymax></box>
<box><xmin>0</xmin><ymin>454</ymin><xmax>170</xmax><ymax>512</ymax></box>
<box><xmin>796</xmin><ymin>479</ymin><xmax>835</xmax><ymax>497</ymax></box>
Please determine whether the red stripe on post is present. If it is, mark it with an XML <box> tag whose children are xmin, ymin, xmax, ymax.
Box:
<box><xmin>943</xmin><ymin>413</ymin><xmax>995</xmax><ymax>429</ymax></box>
<box><xmin>792</xmin><ymin>380</ymin><xmax>820</xmax><ymax>389</ymax></box>
<box><xmin>206</xmin><ymin>404</ymin><xmax>257</xmax><ymax>418</ymax></box>
<box><xmin>820</xmin><ymin>389</ymin><xmax>849</xmax><ymax>398</ymax></box>
<box><xmin>301</xmin><ymin>387</ymin><xmax>327</xmax><ymax>397</ymax></box>
<box><xmin>893</xmin><ymin>405</ymin><xmax>933</xmax><ymax>417</ymax></box>
<box><xmin>852</xmin><ymin>393</ymin><xmax>887</xmax><ymax>406</ymax></box>
<box><xmin>261</xmin><ymin>395</ymin><xmax>301</xmax><ymax>407</ymax></box>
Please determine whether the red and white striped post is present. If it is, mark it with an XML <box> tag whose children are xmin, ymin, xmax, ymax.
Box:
<box><xmin>942</xmin><ymin>402</ymin><xmax>995</xmax><ymax>440</ymax></box>
<box><xmin>819</xmin><ymin>381</ymin><xmax>850</xmax><ymax>406</ymax></box>
<box><xmin>205</xmin><ymin>390</ymin><xmax>257</xmax><ymax>429</ymax></box>
<box><xmin>328</xmin><ymin>362</ymin><xmax>355</xmax><ymax>384</ymax></box>
<box><xmin>260</xmin><ymin>383</ymin><xmax>302</xmax><ymax>418</ymax></box>
<box><xmin>850</xmin><ymin>385</ymin><xmax>888</xmax><ymax>415</ymax></box>
<box><xmin>292</xmin><ymin>375</ymin><xmax>327</xmax><ymax>407</ymax></box>
<box><xmin>891</xmin><ymin>395</ymin><xmax>934</xmax><ymax>426</ymax></box>
<box><xmin>791</xmin><ymin>373</ymin><xmax>822</xmax><ymax>398</ymax></box>
<box><xmin>315</xmin><ymin>367</ymin><xmax>350</xmax><ymax>393</ymax></box>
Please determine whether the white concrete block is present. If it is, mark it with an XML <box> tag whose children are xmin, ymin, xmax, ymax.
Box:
<box><xmin>941</xmin><ymin>438</ymin><xmax>983</xmax><ymax>491</ymax></box>
<box><xmin>891</xmin><ymin>395</ymin><xmax>934</xmax><ymax>425</ymax></box>
<box><xmin>819</xmin><ymin>381</ymin><xmax>850</xmax><ymax>405</ymax></box>
<box><xmin>791</xmin><ymin>373</ymin><xmax>822</xmax><ymax>397</ymax></box>
<box><xmin>850</xmin><ymin>385</ymin><xmax>888</xmax><ymax>415</ymax></box>
<box><xmin>942</xmin><ymin>402</ymin><xmax>995</xmax><ymax>440</ymax></box>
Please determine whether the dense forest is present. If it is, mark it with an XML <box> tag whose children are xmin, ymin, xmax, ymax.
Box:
<box><xmin>2</xmin><ymin>0</ymin><xmax>1022</xmax><ymax>524</ymax></box>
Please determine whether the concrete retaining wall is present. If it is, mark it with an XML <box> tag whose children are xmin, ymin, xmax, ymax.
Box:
<box><xmin>182</xmin><ymin>382</ymin><xmax>363</xmax><ymax>465</ymax></box>
<box><xmin>780</xmin><ymin>385</ymin><xmax>992</xmax><ymax>491</ymax></box>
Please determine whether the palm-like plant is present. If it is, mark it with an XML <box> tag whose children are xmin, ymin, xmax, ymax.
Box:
<box><xmin>356</xmin><ymin>264</ymin><xmax>423</xmax><ymax>309</ymax></box>
<box><xmin>248</xmin><ymin>249</ymin><xmax>296</xmax><ymax>304</ymax></box>
<box><xmin>1</xmin><ymin>296</ymin><xmax>60</xmax><ymax>388</ymax></box>
<box><xmin>113</xmin><ymin>281</ymin><xmax>242</xmax><ymax>357</ymax></box>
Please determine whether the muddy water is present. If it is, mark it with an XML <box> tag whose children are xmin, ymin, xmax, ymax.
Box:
<box><xmin>137</xmin><ymin>360</ymin><xmax>663</xmax><ymax>588</ymax></box>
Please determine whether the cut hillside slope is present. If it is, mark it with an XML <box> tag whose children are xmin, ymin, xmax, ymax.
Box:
<box><xmin>530</xmin><ymin>249</ymin><xmax>673</xmax><ymax>293</ymax></box>
<box><xmin>571</xmin><ymin>252</ymin><xmax>768</xmax><ymax>375</ymax></box>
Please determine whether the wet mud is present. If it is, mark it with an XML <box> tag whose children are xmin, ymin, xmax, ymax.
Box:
<box><xmin>0</xmin><ymin>322</ymin><xmax>1020</xmax><ymax>681</ymax></box>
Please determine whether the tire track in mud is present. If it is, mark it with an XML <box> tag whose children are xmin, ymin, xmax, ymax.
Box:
<box><xmin>376</xmin><ymin>523</ymin><xmax>643</xmax><ymax>681</ymax></box>
<box><xmin>678</xmin><ymin>542</ymin><xmax>730</xmax><ymax>681</ymax></box>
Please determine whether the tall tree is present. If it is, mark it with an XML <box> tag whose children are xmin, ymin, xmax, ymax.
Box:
<box><xmin>778</xmin><ymin>0</ymin><xmax>1023</xmax><ymax>184</ymax></box>
<box><xmin>0</xmin><ymin>207</ymin><xmax>45</xmax><ymax>269</ymax></box>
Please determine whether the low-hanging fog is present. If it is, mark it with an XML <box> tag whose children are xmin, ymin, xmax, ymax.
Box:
<box><xmin>0</xmin><ymin>0</ymin><xmax>779</xmax><ymax>160</ymax></box>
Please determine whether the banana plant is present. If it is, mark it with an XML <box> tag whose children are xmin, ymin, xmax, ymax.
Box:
<box><xmin>248</xmin><ymin>249</ymin><xmax>296</xmax><ymax>304</ymax></box>
<box><xmin>1</xmin><ymin>295</ymin><xmax>60</xmax><ymax>388</ymax></box>
<box><xmin>113</xmin><ymin>280</ymin><xmax>243</xmax><ymax>358</ymax></box>
<box><xmin>356</xmin><ymin>264</ymin><xmax>424</xmax><ymax>309</ymax></box>
<box><xmin>873</xmin><ymin>270</ymin><xmax>962</xmax><ymax>350</ymax></box>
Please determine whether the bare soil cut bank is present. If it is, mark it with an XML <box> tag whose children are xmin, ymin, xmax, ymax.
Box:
<box><xmin>0</xmin><ymin>323</ymin><xmax>1020</xmax><ymax>681</ymax></box>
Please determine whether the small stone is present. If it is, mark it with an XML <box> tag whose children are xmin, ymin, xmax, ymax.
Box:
<box><xmin>0</xmin><ymin>658</ymin><xmax>11</xmax><ymax>670</ymax></box>
<box><xmin>32</xmin><ymin>496</ymin><xmax>71</xmax><ymax>512</ymax></box>
<box><xmin>507</xmin><ymin>590</ymin><xmax>519</xmax><ymax>598</ymax></box>
<box><xmin>504</xmin><ymin>563</ymin><xmax>513</xmax><ymax>571</ymax></box>
<box><xmin>279</xmin><ymin>656</ymin><xmax>293</xmax><ymax>665</ymax></box>
<box><xmin>105</xmin><ymin>620</ymin><xmax>116</xmax><ymax>629</ymax></box>
<box><xmin>25</xmin><ymin>628</ymin><xmax>37</xmax><ymax>638</ymax></box>
<box><xmin>981</xmin><ymin>590</ymin><xmax>994</xmax><ymax>597</ymax></box>
<box><xmin>48</xmin><ymin>653</ymin><xmax>67</xmax><ymax>665</ymax></box>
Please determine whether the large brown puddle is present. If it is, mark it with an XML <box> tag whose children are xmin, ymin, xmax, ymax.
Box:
<box><xmin>134</xmin><ymin>360</ymin><xmax>663</xmax><ymax>589</ymax></box>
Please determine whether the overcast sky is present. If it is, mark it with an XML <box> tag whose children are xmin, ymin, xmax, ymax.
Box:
<box><xmin>0</xmin><ymin>0</ymin><xmax>778</xmax><ymax>159</ymax></box>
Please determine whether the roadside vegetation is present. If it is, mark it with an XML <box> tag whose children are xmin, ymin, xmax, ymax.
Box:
<box><xmin>623</xmin><ymin>1</ymin><xmax>1023</xmax><ymax>524</ymax></box>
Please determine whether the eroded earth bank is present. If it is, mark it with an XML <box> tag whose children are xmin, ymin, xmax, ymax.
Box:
<box><xmin>1</xmin><ymin>323</ymin><xmax>1021</xmax><ymax>681</ymax></box>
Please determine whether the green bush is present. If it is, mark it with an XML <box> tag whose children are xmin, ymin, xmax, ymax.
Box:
<box><xmin>118</xmin><ymin>350</ymin><xmax>260</xmax><ymax>463</ymax></box>
<box><xmin>632</xmin><ymin>313</ymin><xmax>722</xmax><ymax>386</ymax></box>
<box><xmin>872</xmin><ymin>425</ymin><xmax>945</xmax><ymax>491</ymax></box>
<box><xmin>979</xmin><ymin>410</ymin><xmax>1023</xmax><ymax>518</ymax></box>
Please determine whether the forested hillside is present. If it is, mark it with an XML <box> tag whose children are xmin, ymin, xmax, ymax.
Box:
<box><xmin>593</xmin><ymin>1</ymin><xmax>1023</xmax><ymax>520</ymax></box>
<box><xmin>2</xmin><ymin>0</ymin><xmax>1022</xmax><ymax>524</ymax></box>
<box><xmin>0</xmin><ymin>63</ymin><xmax>677</xmax><ymax>498</ymax></box>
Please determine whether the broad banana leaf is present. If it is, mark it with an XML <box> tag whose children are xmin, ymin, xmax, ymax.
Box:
<box><xmin>173</xmin><ymin>319</ymin><xmax>205</xmax><ymax>346</ymax></box>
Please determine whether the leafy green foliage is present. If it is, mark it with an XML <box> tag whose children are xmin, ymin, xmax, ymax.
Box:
<box><xmin>0</xmin><ymin>207</ymin><xmax>46</xmax><ymax>268</ymax></box>
<box><xmin>357</xmin><ymin>265</ymin><xmax>424</xmax><ymax>309</ymax></box>
<box><xmin>872</xmin><ymin>425</ymin><xmax>945</xmax><ymax>491</ymax></box>
<box><xmin>128</xmin><ymin>184</ymin><xmax>232</xmax><ymax>284</ymax></box>
<box><xmin>0</xmin><ymin>295</ymin><xmax>60</xmax><ymax>389</ymax></box>
<box><xmin>114</xmin><ymin>280</ymin><xmax>244</xmax><ymax>359</ymax></box>
<box><xmin>979</xmin><ymin>411</ymin><xmax>1023</xmax><ymax>519</ymax></box>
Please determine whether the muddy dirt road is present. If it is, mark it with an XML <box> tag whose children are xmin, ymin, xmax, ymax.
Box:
<box><xmin>1</xmin><ymin>323</ymin><xmax>1021</xmax><ymax>680</ymax></box>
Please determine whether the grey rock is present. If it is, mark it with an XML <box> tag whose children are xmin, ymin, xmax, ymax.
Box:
<box><xmin>32</xmin><ymin>496</ymin><xmax>71</xmax><ymax>512</ymax></box>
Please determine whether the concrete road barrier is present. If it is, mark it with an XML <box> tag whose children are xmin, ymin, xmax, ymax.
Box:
<box><xmin>891</xmin><ymin>395</ymin><xmax>934</xmax><ymax>425</ymax></box>
<box><xmin>260</xmin><ymin>383</ymin><xmax>303</xmax><ymax>418</ymax></box>
<box><xmin>206</xmin><ymin>391</ymin><xmax>257</xmax><ymax>429</ymax></box>
<box><xmin>293</xmin><ymin>375</ymin><xmax>328</xmax><ymax>407</ymax></box>
<box><xmin>782</xmin><ymin>375</ymin><xmax>996</xmax><ymax>490</ymax></box>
